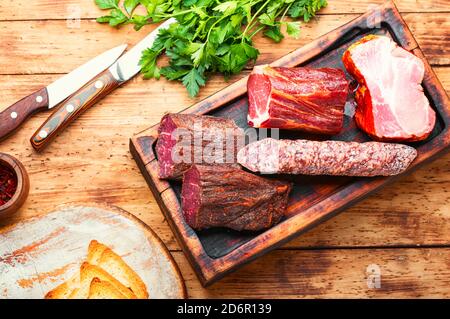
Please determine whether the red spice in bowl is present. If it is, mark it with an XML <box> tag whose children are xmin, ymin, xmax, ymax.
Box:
<box><xmin>0</xmin><ymin>163</ymin><xmax>18</xmax><ymax>206</ymax></box>
<box><xmin>0</xmin><ymin>153</ymin><xmax>29</xmax><ymax>220</ymax></box>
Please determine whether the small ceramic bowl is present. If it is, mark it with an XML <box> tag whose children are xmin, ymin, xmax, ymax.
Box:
<box><xmin>0</xmin><ymin>153</ymin><xmax>29</xmax><ymax>220</ymax></box>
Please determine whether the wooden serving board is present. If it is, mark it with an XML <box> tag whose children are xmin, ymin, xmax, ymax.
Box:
<box><xmin>130</xmin><ymin>1</ymin><xmax>450</xmax><ymax>286</ymax></box>
<box><xmin>0</xmin><ymin>204</ymin><xmax>186</xmax><ymax>298</ymax></box>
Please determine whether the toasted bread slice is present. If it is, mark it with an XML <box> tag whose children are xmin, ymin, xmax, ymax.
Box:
<box><xmin>94</xmin><ymin>248</ymin><xmax>148</xmax><ymax>299</ymax></box>
<box><xmin>87</xmin><ymin>240</ymin><xmax>109</xmax><ymax>264</ymax></box>
<box><xmin>69</xmin><ymin>262</ymin><xmax>137</xmax><ymax>299</ymax></box>
<box><xmin>46</xmin><ymin>240</ymin><xmax>106</xmax><ymax>299</ymax></box>
<box><xmin>88</xmin><ymin>278</ymin><xmax>127</xmax><ymax>299</ymax></box>
<box><xmin>45</xmin><ymin>240</ymin><xmax>148</xmax><ymax>299</ymax></box>
<box><xmin>45</xmin><ymin>272</ymin><xmax>79</xmax><ymax>299</ymax></box>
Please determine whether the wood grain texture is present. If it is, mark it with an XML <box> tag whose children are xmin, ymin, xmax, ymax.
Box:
<box><xmin>0</xmin><ymin>13</ymin><xmax>448</xmax><ymax>76</ymax></box>
<box><xmin>30</xmin><ymin>70</ymin><xmax>120</xmax><ymax>151</ymax></box>
<box><xmin>0</xmin><ymin>0</ymin><xmax>449</xmax><ymax>297</ymax></box>
<box><xmin>0</xmin><ymin>0</ymin><xmax>448</xmax><ymax>21</ymax></box>
<box><xmin>174</xmin><ymin>248</ymin><xmax>450</xmax><ymax>298</ymax></box>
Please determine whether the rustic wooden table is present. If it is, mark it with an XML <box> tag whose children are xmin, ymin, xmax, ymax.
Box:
<box><xmin>0</xmin><ymin>0</ymin><xmax>449</xmax><ymax>298</ymax></box>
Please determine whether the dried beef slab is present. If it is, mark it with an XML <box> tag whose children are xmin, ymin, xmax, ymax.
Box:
<box><xmin>130</xmin><ymin>1</ymin><xmax>450</xmax><ymax>286</ymax></box>
<box><xmin>247</xmin><ymin>66</ymin><xmax>348</xmax><ymax>134</ymax></box>
<box><xmin>156</xmin><ymin>113</ymin><xmax>244</xmax><ymax>179</ymax></box>
<box><xmin>182</xmin><ymin>165</ymin><xmax>291</xmax><ymax>231</ymax></box>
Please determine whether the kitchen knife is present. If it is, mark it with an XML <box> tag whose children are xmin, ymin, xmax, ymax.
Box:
<box><xmin>30</xmin><ymin>18</ymin><xmax>176</xmax><ymax>152</ymax></box>
<box><xmin>0</xmin><ymin>44</ymin><xmax>127</xmax><ymax>141</ymax></box>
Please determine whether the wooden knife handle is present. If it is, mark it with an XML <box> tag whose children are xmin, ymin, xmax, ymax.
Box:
<box><xmin>30</xmin><ymin>70</ymin><xmax>120</xmax><ymax>152</ymax></box>
<box><xmin>0</xmin><ymin>88</ymin><xmax>49</xmax><ymax>141</ymax></box>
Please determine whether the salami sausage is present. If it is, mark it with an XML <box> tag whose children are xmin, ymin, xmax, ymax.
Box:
<box><xmin>237</xmin><ymin>138</ymin><xmax>417</xmax><ymax>177</ymax></box>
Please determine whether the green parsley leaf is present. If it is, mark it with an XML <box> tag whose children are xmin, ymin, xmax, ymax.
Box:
<box><xmin>192</xmin><ymin>6</ymin><xmax>208</xmax><ymax>19</ymax></box>
<box><xmin>285</xmin><ymin>21</ymin><xmax>301</xmax><ymax>39</ymax></box>
<box><xmin>215</xmin><ymin>44</ymin><xmax>230</xmax><ymax>56</ymax></box>
<box><xmin>182</xmin><ymin>67</ymin><xmax>206</xmax><ymax>97</ymax></box>
<box><xmin>96</xmin><ymin>15</ymin><xmax>113</xmax><ymax>23</ymax></box>
<box><xmin>95</xmin><ymin>0</ymin><xmax>119</xmax><ymax>10</ymax></box>
<box><xmin>213</xmin><ymin>1</ymin><xmax>238</xmax><ymax>16</ymax></box>
<box><xmin>95</xmin><ymin>0</ymin><xmax>327</xmax><ymax>96</ymax></box>
<box><xmin>264</xmin><ymin>25</ymin><xmax>284</xmax><ymax>42</ymax></box>
<box><xmin>190</xmin><ymin>43</ymin><xmax>206</xmax><ymax>66</ymax></box>
<box><xmin>258</xmin><ymin>13</ymin><xmax>275</xmax><ymax>26</ymax></box>
<box><xmin>289</xmin><ymin>0</ymin><xmax>328</xmax><ymax>22</ymax></box>
<box><xmin>140</xmin><ymin>48</ymin><xmax>162</xmax><ymax>79</ymax></box>
<box><xmin>242</xmin><ymin>3</ymin><xmax>252</xmax><ymax>23</ymax></box>
<box><xmin>108</xmin><ymin>9</ymin><xmax>128</xmax><ymax>26</ymax></box>
<box><xmin>241</xmin><ymin>42</ymin><xmax>259</xmax><ymax>60</ymax></box>
<box><xmin>130</xmin><ymin>15</ymin><xmax>149</xmax><ymax>31</ymax></box>
<box><xmin>160</xmin><ymin>66</ymin><xmax>190</xmax><ymax>80</ymax></box>
<box><xmin>124</xmin><ymin>0</ymin><xmax>140</xmax><ymax>15</ymax></box>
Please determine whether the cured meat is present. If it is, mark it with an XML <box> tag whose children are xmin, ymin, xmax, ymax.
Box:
<box><xmin>343</xmin><ymin>35</ymin><xmax>435</xmax><ymax>142</ymax></box>
<box><xmin>237</xmin><ymin>138</ymin><xmax>417</xmax><ymax>177</ymax></box>
<box><xmin>247</xmin><ymin>65</ymin><xmax>349</xmax><ymax>134</ymax></box>
<box><xmin>156</xmin><ymin>113</ymin><xmax>244</xmax><ymax>180</ymax></box>
<box><xmin>181</xmin><ymin>165</ymin><xmax>292</xmax><ymax>231</ymax></box>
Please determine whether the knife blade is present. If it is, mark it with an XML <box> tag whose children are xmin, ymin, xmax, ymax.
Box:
<box><xmin>110</xmin><ymin>18</ymin><xmax>176</xmax><ymax>83</ymax></box>
<box><xmin>0</xmin><ymin>44</ymin><xmax>127</xmax><ymax>141</ymax></box>
<box><xmin>30</xmin><ymin>18</ymin><xmax>176</xmax><ymax>152</ymax></box>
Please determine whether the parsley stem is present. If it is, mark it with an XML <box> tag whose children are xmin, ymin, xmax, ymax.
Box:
<box><xmin>193</xmin><ymin>17</ymin><xmax>213</xmax><ymax>41</ymax></box>
<box><xmin>279</xmin><ymin>2</ymin><xmax>293</xmax><ymax>22</ymax></box>
<box><xmin>206</xmin><ymin>15</ymin><xmax>228</xmax><ymax>42</ymax></box>
<box><xmin>248</xmin><ymin>25</ymin><xmax>265</xmax><ymax>39</ymax></box>
<box><xmin>154</xmin><ymin>8</ymin><xmax>194</xmax><ymax>19</ymax></box>
<box><xmin>241</xmin><ymin>0</ymin><xmax>272</xmax><ymax>40</ymax></box>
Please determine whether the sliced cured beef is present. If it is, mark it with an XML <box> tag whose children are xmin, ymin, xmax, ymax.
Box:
<box><xmin>181</xmin><ymin>165</ymin><xmax>292</xmax><ymax>231</ymax></box>
<box><xmin>343</xmin><ymin>35</ymin><xmax>435</xmax><ymax>142</ymax></box>
<box><xmin>156</xmin><ymin>113</ymin><xmax>245</xmax><ymax>180</ymax></box>
<box><xmin>247</xmin><ymin>65</ymin><xmax>349</xmax><ymax>134</ymax></box>
<box><xmin>237</xmin><ymin>138</ymin><xmax>417</xmax><ymax>177</ymax></box>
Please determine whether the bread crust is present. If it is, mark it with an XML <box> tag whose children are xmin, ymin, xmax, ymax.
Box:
<box><xmin>45</xmin><ymin>240</ymin><xmax>148</xmax><ymax>299</ymax></box>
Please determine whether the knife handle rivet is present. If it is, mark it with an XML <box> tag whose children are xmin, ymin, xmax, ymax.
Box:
<box><xmin>36</xmin><ymin>95</ymin><xmax>43</xmax><ymax>103</ymax></box>
<box><xmin>39</xmin><ymin>130</ymin><xmax>48</xmax><ymax>139</ymax></box>
<box><xmin>66</xmin><ymin>104</ymin><xmax>75</xmax><ymax>113</ymax></box>
<box><xmin>95</xmin><ymin>80</ymin><xmax>104</xmax><ymax>89</ymax></box>
<box><xmin>10</xmin><ymin>112</ymin><xmax>18</xmax><ymax>119</ymax></box>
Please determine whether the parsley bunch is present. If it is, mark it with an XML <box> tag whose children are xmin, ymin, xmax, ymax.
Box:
<box><xmin>95</xmin><ymin>0</ymin><xmax>327</xmax><ymax>97</ymax></box>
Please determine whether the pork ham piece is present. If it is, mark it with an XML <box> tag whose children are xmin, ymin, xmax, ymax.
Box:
<box><xmin>343</xmin><ymin>35</ymin><xmax>436</xmax><ymax>142</ymax></box>
<box><xmin>181</xmin><ymin>165</ymin><xmax>292</xmax><ymax>231</ymax></box>
<box><xmin>237</xmin><ymin>138</ymin><xmax>417</xmax><ymax>177</ymax></box>
<box><xmin>247</xmin><ymin>65</ymin><xmax>349</xmax><ymax>134</ymax></box>
<box><xmin>156</xmin><ymin>113</ymin><xmax>244</xmax><ymax>180</ymax></box>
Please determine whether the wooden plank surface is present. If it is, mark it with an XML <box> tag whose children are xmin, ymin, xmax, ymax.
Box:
<box><xmin>175</xmin><ymin>248</ymin><xmax>450</xmax><ymax>298</ymax></box>
<box><xmin>0</xmin><ymin>0</ymin><xmax>448</xmax><ymax>20</ymax></box>
<box><xmin>0</xmin><ymin>13</ymin><xmax>448</xmax><ymax>75</ymax></box>
<box><xmin>0</xmin><ymin>0</ymin><xmax>449</xmax><ymax>298</ymax></box>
